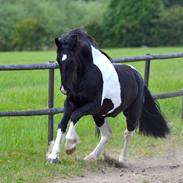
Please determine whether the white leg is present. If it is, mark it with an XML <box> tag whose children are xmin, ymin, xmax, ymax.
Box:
<box><xmin>47</xmin><ymin>128</ymin><xmax>65</xmax><ymax>163</ymax></box>
<box><xmin>84</xmin><ymin>119</ymin><xmax>112</xmax><ymax>160</ymax></box>
<box><xmin>119</xmin><ymin>129</ymin><xmax>134</xmax><ymax>164</ymax></box>
<box><xmin>65</xmin><ymin>122</ymin><xmax>79</xmax><ymax>154</ymax></box>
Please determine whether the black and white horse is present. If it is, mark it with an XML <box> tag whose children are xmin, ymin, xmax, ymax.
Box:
<box><xmin>47</xmin><ymin>28</ymin><xmax>169</xmax><ymax>164</ymax></box>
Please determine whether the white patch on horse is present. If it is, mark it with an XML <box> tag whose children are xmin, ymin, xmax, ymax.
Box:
<box><xmin>91</xmin><ymin>46</ymin><xmax>121</xmax><ymax>114</ymax></box>
<box><xmin>47</xmin><ymin>128</ymin><xmax>65</xmax><ymax>162</ymax></box>
<box><xmin>84</xmin><ymin>119</ymin><xmax>112</xmax><ymax>160</ymax></box>
<box><xmin>119</xmin><ymin>129</ymin><xmax>134</xmax><ymax>164</ymax></box>
<box><xmin>62</xmin><ymin>54</ymin><xmax>67</xmax><ymax>61</ymax></box>
<box><xmin>65</xmin><ymin>122</ymin><xmax>79</xmax><ymax>152</ymax></box>
<box><xmin>65</xmin><ymin>122</ymin><xmax>78</xmax><ymax>140</ymax></box>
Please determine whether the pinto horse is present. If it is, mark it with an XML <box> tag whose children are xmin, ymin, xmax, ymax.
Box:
<box><xmin>47</xmin><ymin>28</ymin><xmax>169</xmax><ymax>164</ymax></box>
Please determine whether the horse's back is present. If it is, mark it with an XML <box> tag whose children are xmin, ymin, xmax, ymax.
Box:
<box><xmin>114</xmin><ymin>64</ymin><xmax>144</xmax><ymax>110</ymax></box>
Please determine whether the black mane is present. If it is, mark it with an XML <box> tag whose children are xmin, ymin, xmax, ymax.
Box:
<box><xmin>58</xmin><ymin>28</ymin><xmax>97</xmax><ymax>48</ymax></box>
<box><xmin>56</xmin><ymin>28</ymin><xmax>111</xmax><ymax>61</ymax></box>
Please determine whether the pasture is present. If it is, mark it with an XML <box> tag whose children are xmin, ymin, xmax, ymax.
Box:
<box><xmin>0</xmin><ymin>47</ymin><xmax>183</xmax><ymax>183</ymax></box>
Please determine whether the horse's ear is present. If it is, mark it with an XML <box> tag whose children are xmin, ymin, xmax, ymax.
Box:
<box><xmin>55</xmin><ymin>38</ymin><xmax>61</xmax><ymax>48</ymax></box>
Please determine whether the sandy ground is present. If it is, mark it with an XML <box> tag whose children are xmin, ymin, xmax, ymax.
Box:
<box><xmin>56</xmin><ymin>150</ymin><xmax>183</xmax><ymax>183</ymax></box>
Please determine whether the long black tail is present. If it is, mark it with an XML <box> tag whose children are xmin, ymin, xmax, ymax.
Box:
<box><xmin>139</xmin><ymin>86</ymin><xmax>170</xmax><ymax>138</ymax></box>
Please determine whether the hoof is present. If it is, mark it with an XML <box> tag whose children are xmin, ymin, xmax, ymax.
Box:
<box><xmin>65</xmin><ymin>138</ymin><xmax>78</xmax><ymax>155</ymax></box>
<box><xmin>47</xmin><ymin>151</ymin><xmax>60</xmax><ymax>164</ymax></box>
<box><xmin>47</xmin><ymin>157</ymin><xmax>60</xmax><ymax>164</ymax></box>
<box><xmin>118</xmin><ymin>159</ymin><xmax>129</xmax><ymax>168</ymax></box>
<box><xmin>84</xmin><ymin>153</ymin><xmax>97</xmax><ymax>161</ymax></box>
<box><xmin>103</xmin><ymin>153</ymin><xmax>129</xmax><ymax>168</ymax></box>
<box><xmin>65</xmin><ymin>147</ymin><xmax>76</xmax><ymax>155</ymax></box>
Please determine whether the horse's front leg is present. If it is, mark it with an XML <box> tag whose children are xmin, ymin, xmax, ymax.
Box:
<box><xmin>47</xmin><ymin>128</ymin><xmax>65</xmax><ymax>163</ymax></box>
<box><xmin>47</xmin><ymin>99</ymin><xmax>73</xmax><ymax>163</ymax></box>
<box><xmin>84</xmin><ymin>117</ymin><xmax>112</xmax><ymax>160</ymax></box>
<box><xmin>65</xmin><ymin>99</ymin><xmax>103</xmax><ymax>158</ymax></box>
<box><xmin>65</xmin><ymin>122</ymin><xmax>79</xmax><ymax>155</ymax></box>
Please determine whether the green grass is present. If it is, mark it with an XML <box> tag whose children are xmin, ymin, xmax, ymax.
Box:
<box><xmin>0</xmin><ymin>47</ymin><xmax>183</xmax><ymax>183</ymax></box>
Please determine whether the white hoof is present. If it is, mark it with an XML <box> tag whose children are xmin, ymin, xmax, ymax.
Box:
<box><xmin>65</xmin><ymin>137</ymin><xmax>79</xmax><ymax>155</ymax></box>
<box><xmin>119</xmin><ymin>157</ymin><xmax>129</xmax><ymax>167</ymax></box>
<box><xmin>84</xmin><ymin>153</ymin><xmax>98</xmax><ymax>161</ymax></box>
<box><xmin>46</xmin><ymin>141</ymin><xmax>60</xmax><ymax>164</ymax></box>
<box><xmin>47</xmin><ymin>153</ymin><xmax>60</xmax><ymax>164</ymax></box>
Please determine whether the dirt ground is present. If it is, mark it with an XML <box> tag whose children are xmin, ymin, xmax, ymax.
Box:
<box><xmin>56</xmin><ymin>149</ymin><xmax>183</xmax><ymax>183</ymax></box>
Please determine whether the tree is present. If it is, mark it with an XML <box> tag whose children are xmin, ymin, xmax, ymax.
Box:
<box><xmin>154</xmin><ymin>6</ymin><xmax>183</xmax><ymax>46</ymax></box>
<box><xmin>102</xmin><ymin>0</ymin><xmax>164</xmax><ymax>47</ymax></box>
<box><xmin>0</xmin><ymin>2</ymin><xmax>26</xmax><ymax>50</ymax></box>
<box><xmin>13</xmin><ymin>17</ymin><xmax>49</xmax><ymax>50</ymax></box>
<box><xmin>0</xmin><ymin>0</ymin><xmax>108</xmax><ymax>50</ymax></box>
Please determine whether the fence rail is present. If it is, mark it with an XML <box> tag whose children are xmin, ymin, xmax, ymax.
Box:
<box><xmin>0</xmin><ymin>108</ymin><xmax>64</xmax><ymax>117</ymax></box>
<box><xmin>1</xmin><ymin>53</ymin><xmax>183</xmax><ymax>71</ymax></box>
<box><xmin>154</xmin><ymin>90</ymin><xmax>183</xmax><ymax>100</ymax></box>
<box><xmin>112</xmin><ymin>53</ymin><xmax>183</xmax><ymax>63</ymax></box>
<box><xmin>0</xmin><ymin>52</ymin><xmax>183</xmax><ymax>143</ymax></box>
<box><xmin>0</xmin><ymin>90</ymin><xmax>182</xmax><ymax>117</ymax></box>
<box><xmin>0</xmin><ymin>62</ymin><xmax>57</xmax><ymax>71</ymax></box>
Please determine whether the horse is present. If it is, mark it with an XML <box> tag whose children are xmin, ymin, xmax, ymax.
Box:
<box><xmin>47</xmin><ymin>28</ymin><xmax>169</xmax><ymax>164</ymax></box>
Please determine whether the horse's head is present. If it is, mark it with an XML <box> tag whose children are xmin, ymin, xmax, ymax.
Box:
<box><xmin>55</xmin><ymin>29</ymin><xmax>96</xmax><ymax>95</ymax></box>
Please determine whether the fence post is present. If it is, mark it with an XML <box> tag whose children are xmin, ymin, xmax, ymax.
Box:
<box><xmin>48</xmin><ymin>61</ymin><xmax>55</xmax><ymax>144</ymax></box>
<box><xmin>144</xmin><ymin>54</ymin><xmax>151</xmax><ymax>87</ymax></box>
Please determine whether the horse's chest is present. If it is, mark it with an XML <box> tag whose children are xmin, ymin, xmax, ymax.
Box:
<box><xmin>91</xmin><ymin>46</ymin><xmax>122</xmax><ymax>114</ymax></box>
<box><xmin>69</xmin><ymin>93</ymin><xmax>88</xmax><ymax>108</ymax></box>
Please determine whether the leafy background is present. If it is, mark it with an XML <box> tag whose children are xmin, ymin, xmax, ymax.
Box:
<box><xmin>0</xmin><ymin>0</ymin><xmax>183</xmax><ymax>50</ymax></box>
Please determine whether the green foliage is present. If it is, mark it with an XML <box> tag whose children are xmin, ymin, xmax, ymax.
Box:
<box><xmin>0</xmin><ymin>0</ymin><xmax>183</xmax><ymax>50</ymax></box>
<box><xmin>84</xmin><ymin>0</ymin><xmax>108</xmax><ymax>47</ymax></box>
<box><xmin>0</xmin><ymin>0</ymin><xmax>108</xmax><ymax>51</ymax></box>
<box><xmin>102</xmin><ymin>0</ymin><xmax>165</xmax><ymax>47</ymax></box>
<box><xmin>100</xmin><ymin>0</ymin><xmax>183</xmax><ymax>47</ymax></box>
<box><xmin>153</xmin><ymin>6</ymin><xmax>183</xmax><ymax>46</ymax></box>
<box><xmin>13</xmin><ymin>18</ymin><xmax>49</xmax><ymax>50</ymax></box>
<box><xmin>163</xmin><ymin>0</ymin><xmax>183</xmax><ymax>7</ymax></box>
<box><xmin>0</xmin><ymin>2</ymin><xmax>26</xmax><ymax>50</ymax></box>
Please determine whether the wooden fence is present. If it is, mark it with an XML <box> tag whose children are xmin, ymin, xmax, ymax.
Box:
<box><xmin>0</xmin><ymin>53</ymin><xmax>183</xmax><ymax>144</ymax></box>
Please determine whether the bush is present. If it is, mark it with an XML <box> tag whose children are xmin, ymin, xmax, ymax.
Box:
<box><xmin>102</xmin><ymin>0</ymin><xmax>164</xmax><ymax>47</ymax></box>
<box><xmin>0</xmin><ymin>0</ymin><xmax>182</xmax><ymax>50</ymax></box>
<box><xmin>0</xmin><ymin>2</ymin><xmax>25</xmax><ymax>50</ymax></box>
<box><xmin>12</xmin><ymin>17</ymin><xmax>49</xmax><ymax>50</ymax></box>
<box><xmin>0</xmin><ymin>0</ymin><xmax>108</xmax><ymax>51</ymax></box>
<box><xmin>153</xmin><ymin>6</ymin><xmax>183</xmax><ymax>46</ymax></box>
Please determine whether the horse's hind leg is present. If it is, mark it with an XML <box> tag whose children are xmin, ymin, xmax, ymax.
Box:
<box><xmin>119</xmin><ymin>128</ymin><xmax>134</xmax><ymax>164</ymax></box>
<box><xmin>84</xmin><ymin>115</ymin><xmax>112</xmax><ymax>160</ymax></box>
<box><xmin>119</xmin><ymin>91</ymin><xmax>144</xmax><ymax>164</ymax></box>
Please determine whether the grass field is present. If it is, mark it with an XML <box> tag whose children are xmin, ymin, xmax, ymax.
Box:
<box><xmin>0</xmin><ymin>47</ymin><xmax>183</xmax><ymax>183</ymax></box>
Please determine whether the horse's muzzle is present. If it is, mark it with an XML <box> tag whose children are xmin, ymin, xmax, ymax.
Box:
<box><xmin>60</xmin><ymin>85</ymin><xmax>67</xmax><ymax>95</ymax></box>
